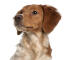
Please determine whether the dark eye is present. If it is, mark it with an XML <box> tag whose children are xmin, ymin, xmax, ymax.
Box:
<box><xmin>32</xmin><ymin>11</ymin><xmax>38</xmax><ymax>15</ymax></box>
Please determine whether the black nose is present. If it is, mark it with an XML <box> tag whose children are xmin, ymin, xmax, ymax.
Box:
<box><xmin>15</xmin><ymin>15</ymin><xmax>22</xmax><ymax>22</ymax></box>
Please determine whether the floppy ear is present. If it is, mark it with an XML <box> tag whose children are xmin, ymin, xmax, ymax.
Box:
<box><xmin>17</xmin><ymin>31</ymin><xmax>22</xmax><ymax>35</ymax></box>
<box><xmin>41</xmin><ymin>5</ymin><xmax>61</xmax><ymax>33</ymax></box>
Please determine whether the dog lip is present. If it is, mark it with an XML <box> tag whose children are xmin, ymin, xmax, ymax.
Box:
<box><xmin>15</xmin><ymin>23</ymin><xmax>22</xmax><ymax>27</ymax></box>
<box><xmin>16</xmin><ymin>24</ymin><xmax>33</xmax><ymax>28</ymax></box>
<box><xmin>22</xmin><ymin>25</ymin><xmax>33</xmax><ymax>28</ymax></box>
<box><xmin>25</xmin><ymin>26</ymin><xmax>33</xmax><ymax>28</ymax></box>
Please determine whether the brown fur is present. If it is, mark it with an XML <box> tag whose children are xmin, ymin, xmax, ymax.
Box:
<box><xmin>41</xmin><ymin>5</ymin><xmax>61</xmax><ymax>33</ymax></box>
<box><xmin>46</xmin><ymin>45</ymin><xmax>52</xmax><ymax>56</ymax></box>
<box><xmin>11</xmin><ymin>4</ymin><xmax>61</xmax><ymax>60</ymax></box>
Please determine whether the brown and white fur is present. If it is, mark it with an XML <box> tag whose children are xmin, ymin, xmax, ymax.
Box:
<box><xmin>11</xmin><ymin>4</ymin><xmax>61</xmax><ymax>60</ymax></box>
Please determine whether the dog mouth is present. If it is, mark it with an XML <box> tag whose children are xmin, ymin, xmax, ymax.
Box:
<box><xmin>23</xmin><ymin>25</ymin><xmax>33</xmax><ymax>28</ymax></box>
<box><xmin>15</xmin><ymin>24</ymin><xmax>33</xmax><ymax>28</ymax></box>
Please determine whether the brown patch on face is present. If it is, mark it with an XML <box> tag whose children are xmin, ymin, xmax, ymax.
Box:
<box><xmin>14</xmin><ymin>5</ymin><xmax>43</xmax><ymax>33</ymax></box>
<box><xmin>41</xmin><ymin>5</ymin><xmax>61</xmax><ymax>33</ymax></box>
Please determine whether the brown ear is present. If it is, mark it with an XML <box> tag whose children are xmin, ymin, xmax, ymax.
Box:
<box><xmin>17</xmin><ymin>31</ymin><xmax>22</xmax><ymax>35</ymax></box>
<box><xmin>42</xmin><ymin>5</ymin><xmax>61</xmax><ymax>33</ymax></box>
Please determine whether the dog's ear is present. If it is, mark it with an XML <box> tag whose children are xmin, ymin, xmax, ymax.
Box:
<box><xmin>41</xmin><ymin>5</ymin><xmax>61</xmax><ymax>33</ymax></box>
<box><xmin>17</xmin><ymin>31</ymin><xmax>22</xmax><ymax>35</ymax></box>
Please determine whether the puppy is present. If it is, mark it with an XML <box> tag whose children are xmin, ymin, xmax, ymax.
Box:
<box><xmin>11</xmin><ymin>4</ymin><xmax>61</xmax><ymax>60</ymax></box>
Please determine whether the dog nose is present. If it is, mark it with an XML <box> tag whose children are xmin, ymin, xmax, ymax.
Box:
<box><xmin>15</xmin><ymin>15</ymin><xmax>22</xmax><ymax>22</ymax></box>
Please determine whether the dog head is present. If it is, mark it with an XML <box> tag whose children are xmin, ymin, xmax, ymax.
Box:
<box><xmin>14</xmin><ymin>5</ymin><xmax>61</xmax><ymax>35</ymax></box>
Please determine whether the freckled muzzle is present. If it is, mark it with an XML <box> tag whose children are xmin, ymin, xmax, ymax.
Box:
<box><xmin>14</xmin><ymin>14</ymin><xmax>33</xmax><ymax>29</ymax></box>
<box><xmin>14</xmin><ymin>14</ymin><xmax>23</xmax><ymax>27</ymax></box>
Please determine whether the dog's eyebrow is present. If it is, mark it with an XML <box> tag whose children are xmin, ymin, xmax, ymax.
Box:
<box><xmin>17</xmin><ymin>10</ymin><xmax>23</xmax><ymax>14</ymax></box>
<box><xmin>20</xmin><ymin>10</ymin><xmax>23</xmax><ymax>14</ymax></box>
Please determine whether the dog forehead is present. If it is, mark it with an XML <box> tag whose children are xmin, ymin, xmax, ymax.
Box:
<box><xmin>22</xmin><ymin>5</ymin><xmax>42</xmax><ymax>11</ymax></box>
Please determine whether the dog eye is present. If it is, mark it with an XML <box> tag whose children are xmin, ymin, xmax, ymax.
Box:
<box><xmin>32</xmin><ymin>11</ymin><xmax>38</xmax><ymax>15</ymax></box>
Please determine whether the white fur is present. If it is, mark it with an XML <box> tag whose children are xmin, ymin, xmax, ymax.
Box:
<box><xmin>10</xmin><ymin>32</ymin><xmax>51</xmax><ymax>60</ymax></box>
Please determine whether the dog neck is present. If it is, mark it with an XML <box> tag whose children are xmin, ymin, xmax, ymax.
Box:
<box><xmin>20</xmin><ymin>31</ymin><xmax>51</xmax><ymax>55</ymax></box>
<box><xmin>24</xmin><ymin>31</ymin><xmax>43</xmax><ymax>39</ymax></box>
<box><xmin>22</xmin><ymin>31</ymin><xmax>49</xmax><ymax>48</ymax></box>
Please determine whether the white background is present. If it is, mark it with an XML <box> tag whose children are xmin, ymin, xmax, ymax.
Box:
<box><xmin>0</xmin><ymin>0</ymin><xmax>66</xmax><ymax>60</ymax></box>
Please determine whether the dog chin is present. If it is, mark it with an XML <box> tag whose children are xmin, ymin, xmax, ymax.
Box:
<box><xmin>15</xmin><ymin>26</ymin><xmax>22</xmax><ymax>31</ymax></box>
<box><xmin>16</xmin><ymin>26</ymin><xmax>27</xmax><ymax>31</ymax></box>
